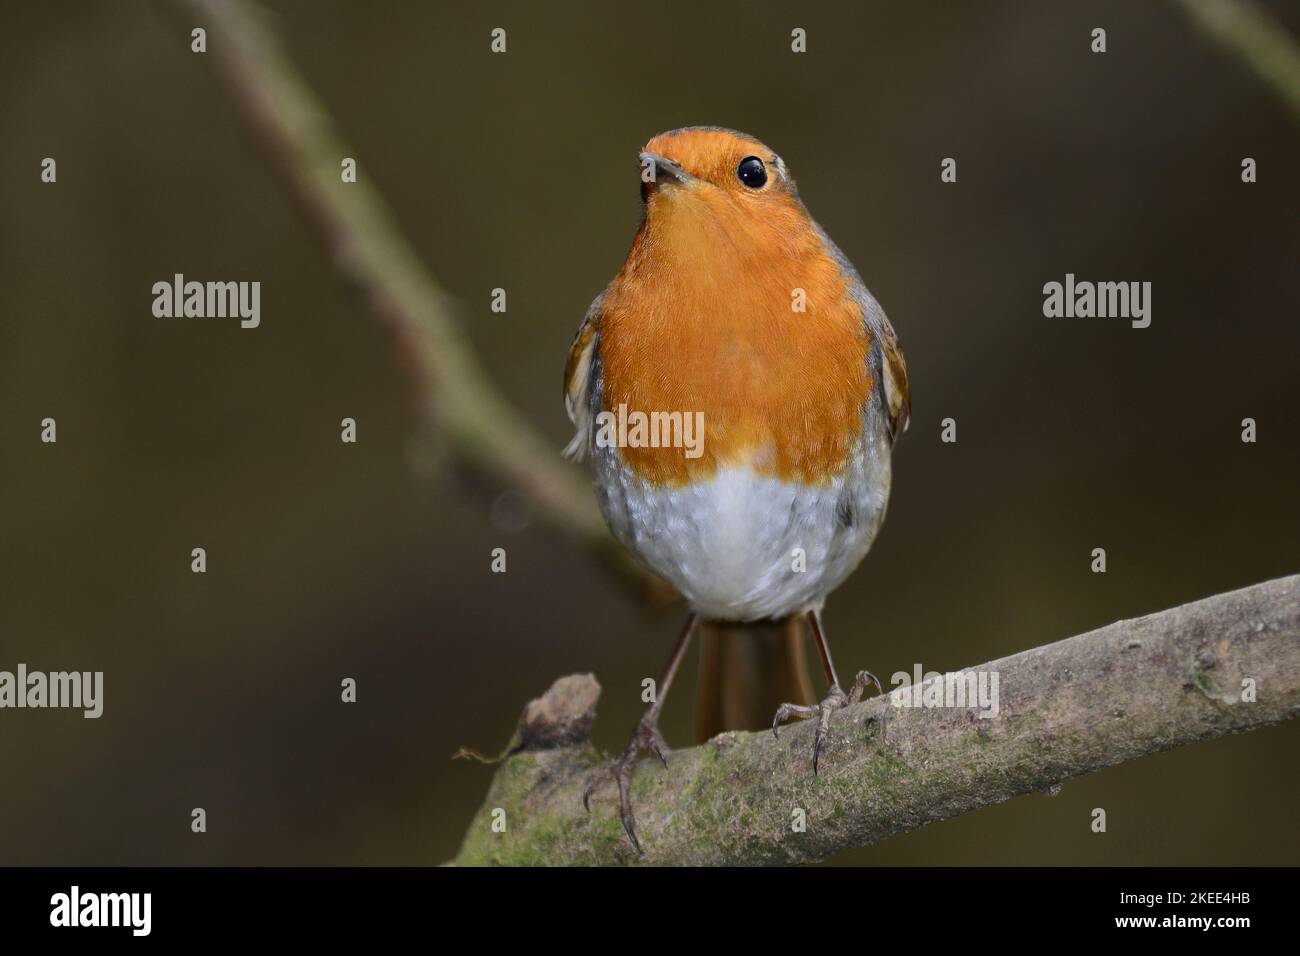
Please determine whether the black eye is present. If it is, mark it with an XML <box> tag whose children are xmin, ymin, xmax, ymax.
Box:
<box><xmin>737</xmin><ymin>156</ymin><xmax>767</xmax><ymax>189</ymax></box>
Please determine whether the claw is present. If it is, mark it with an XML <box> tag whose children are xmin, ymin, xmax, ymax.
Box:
<box><xmin>580</xmin><ymin>716</ymin><xmax>670</xmax><ymax>853</ymax></box>
<box><xmin>772</xmin><ymin>701</ymin><xmax>816</xmax><ymax>740</ymax></box>
<box><xmin>856</xmin><ymin>669</ymin><xmax>883</xmax><ymax>697</ymax></box>
<box><xmin>772</xmin><ymin>703</ymin><xmax>789</xmax><ymax>737</ymax></box>
<box><xmin>649</xmin><ymin>738</ymin><xmax>669</xmax><ymax>769</ymax></box>
<box><xmin>616</xmin><ymin>769</ymin><xmax>642</xmax><ymax>852</ymax></box>
<box><xmin>772</xmin><ymin>673</ymin><xmax>877</xmax><ymax>774</ymax></box>
<box><xmin>619</xmin><ymin>807</ymin><xmax>641</xmax><ymax>853</ymax></box>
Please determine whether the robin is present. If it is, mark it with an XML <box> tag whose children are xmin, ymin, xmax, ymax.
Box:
<box><xmin>563</xmin><ymin>126</ymin><xmax>910</xmax><ymax>850</ymax></box>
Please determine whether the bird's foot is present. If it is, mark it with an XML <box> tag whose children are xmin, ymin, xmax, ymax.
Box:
<box><xmin>581</xmin><ymin>714</ymin><xmax>669</xmax><ymax>853</ymax></box>
<box><xmin>771</xmin><ymin>669</ymin><xmax>882</xmax><ymax>774</ymax></box>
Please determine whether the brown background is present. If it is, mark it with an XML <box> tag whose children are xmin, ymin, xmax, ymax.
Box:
<box><xmin>0</xmin><ymin>0</ymin><xmax>1297</xmax><ymax>865</ymax></box>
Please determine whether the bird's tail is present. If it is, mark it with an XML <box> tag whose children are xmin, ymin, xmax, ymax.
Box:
<box><xmin>693</xmin><ymin>616</ymin><xmax>817</xmax><ymax>743</ymax></box>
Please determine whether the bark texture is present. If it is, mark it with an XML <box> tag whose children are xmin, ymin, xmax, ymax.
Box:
<box><xmin>453</xmin><ymin>574</ymin><xmax>1299</xmax><ymax>865</ymax></box>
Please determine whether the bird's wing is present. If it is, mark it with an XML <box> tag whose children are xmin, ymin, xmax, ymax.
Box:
<box><xmin>872</xmin><ymin>307</ymin><xmax>911</xmax><ymax>441</ymax></box>
<box><xmin>809</xmin><ymin>221</ymin><xmax>910</xmax><ymax>442</ymax></box>
<box><xmin>848</xmin><ymin>274</ymin><xmax>910</xmax><ymax>442</ymax></box>
<box><xmin>562</xmin><ymin>292</ymin><xmax>602</xmax><ymax>460</ymax></box>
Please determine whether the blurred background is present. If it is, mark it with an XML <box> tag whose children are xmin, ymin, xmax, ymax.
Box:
<box><xmin>0</xmin><ymin>0</ymin><xmax>1297</xmax><ymax>865</ymax></box>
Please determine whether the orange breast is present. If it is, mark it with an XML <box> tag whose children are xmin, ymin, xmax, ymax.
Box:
<box><xmin>599</xmin><ymin>195</ymin><xmax>872</xmax><ymax>487</ymax></box>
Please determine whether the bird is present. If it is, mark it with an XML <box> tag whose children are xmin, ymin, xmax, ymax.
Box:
<box><xmin>563</xmin><ymin>126</ymin><xmax>910</xmax><ymax>851</ymax></box>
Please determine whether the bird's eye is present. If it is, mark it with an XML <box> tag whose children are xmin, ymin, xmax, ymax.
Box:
<box><xmin>737</xmin><ymin>156</ymin><xmax>767</xmax><ymax>189</ymax></box>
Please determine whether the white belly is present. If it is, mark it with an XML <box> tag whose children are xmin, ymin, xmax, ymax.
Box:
<box><xmin>592</xmin><ymin>420</ymin><xmax>892</xmax><ymax>621</ymax></box>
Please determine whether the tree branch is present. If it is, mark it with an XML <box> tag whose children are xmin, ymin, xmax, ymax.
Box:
<box><xmin>1175</xmin><ymin>0</ymin><xmax>1300</xmax><ymax>123</ymax></box>
<box><xmin>452</xmin><ymin>574</ymin><xmax>1300</xmax><ymax>865</ymax></box>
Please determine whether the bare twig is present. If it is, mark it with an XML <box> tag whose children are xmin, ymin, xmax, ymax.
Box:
<box><xmin>180</xmin><ymin>0</ymin><xmax>664</xmax><ymax>598</ymax></box>
<box><xmin>453</xmin><ymin>574</ymin><xmax>1299</xmax><ymax>865</ymax></box>
<box><xmin>1175</xmin><ymin>0</ymin><xmax>1300</xmax><ymax>122</ymax></box>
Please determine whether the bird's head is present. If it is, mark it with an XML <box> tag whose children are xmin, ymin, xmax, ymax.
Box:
<box><xmin>636</xmin><ymin>127</ymin><xmax>808</xmax><ymax>247</ymax></box>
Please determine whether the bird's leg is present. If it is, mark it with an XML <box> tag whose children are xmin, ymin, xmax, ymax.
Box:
<box><xmin>582</xmin><ymin>612</ymin><xmax>698</xmax><ymax>852</ymax></box>
<box><xmin>771</xmin><ymin>609</ymin><xmax>881</xmax><ymax>774</ymax></box>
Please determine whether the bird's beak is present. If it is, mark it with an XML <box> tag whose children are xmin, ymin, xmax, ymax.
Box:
<box><xmin>639</xmin><ymin>151</ymin><xmax>696</xmax><ymax>189</ymax></box>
